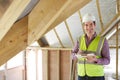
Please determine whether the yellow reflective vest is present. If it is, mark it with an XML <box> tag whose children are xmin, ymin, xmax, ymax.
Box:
<box><xmin>77</xmin><ymin>35</ymin><xmax>105</xmax><ymax>77</ymax></box>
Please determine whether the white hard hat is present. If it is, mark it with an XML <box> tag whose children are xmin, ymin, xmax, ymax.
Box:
<box><xmin>82</xmin><ymin>13</ymin><xmax>96</xmax><ymax>23</ymax></box>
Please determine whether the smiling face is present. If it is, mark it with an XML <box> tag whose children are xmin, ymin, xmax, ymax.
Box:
<box><xmin>83</xmin><ymin>21</ymin><xmax>96</xmax><ymax>38</ymax></box>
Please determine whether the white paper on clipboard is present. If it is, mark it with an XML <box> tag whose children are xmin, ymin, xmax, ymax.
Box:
<box><xmin>75</xmin><ymin>54</ymin><xmax>86</xmax><ymax>58</ymax></box>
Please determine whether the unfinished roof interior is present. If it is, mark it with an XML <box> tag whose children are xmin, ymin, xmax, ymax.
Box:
<box><xmin>0</xmin><ymin>0</ymin><xmax>120</xmax><ymax>80</ymax></box>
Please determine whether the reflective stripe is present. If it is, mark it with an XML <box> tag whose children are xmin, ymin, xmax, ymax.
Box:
<box><xmin>81</xmin><ymin>51</ymin><xmax>96</xmax><ymax>55</ymax></box>
<box><xmin>78</xmin><ymin>60</ymin><xmax>95</xmax><ymax>64</ymax></box>
<box><xmin>96</xmin><ymin>36</ymin><xmax>104</xmax><ymax>56</ymax></box>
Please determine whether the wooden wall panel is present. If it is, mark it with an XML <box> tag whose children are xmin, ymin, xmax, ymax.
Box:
<box><xmin>49</xmin><ymin>50</ymin><xmax>60</xmax><ymax>80</ymax></box>
<box><xmin>42</xmin><ymin>49</ymin><xmax>71</xmax><ymax>80</ymax></box>
<box><xmin>42</xmin><ymin>50</ymin><xmax>48</xmax><ymax>80</ymax></box>
<box><xmin>60</xmin><ymin>50</ymin><xmax>71</xmax><ymax>80</ymax></box>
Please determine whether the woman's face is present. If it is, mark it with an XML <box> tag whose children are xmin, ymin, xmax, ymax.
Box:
<box><xmin>83</xmin><ymin>21</ymin><xmax>96</xmax><ymax>37</ymax></box>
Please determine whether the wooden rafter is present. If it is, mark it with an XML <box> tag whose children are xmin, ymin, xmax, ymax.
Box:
<box><xmin>64</xmin><ymin>20</ymin><xmax>74</xmax><ymax>46</ymax></box>
<box><xmin>96</xmin><ymin>0</ymin><xmax>104</xmax><ymax>31</ymax></box>
<box><xmin>116</xmin><ymin>24</ymin><xmax>119</xmax><ymax>80</ymax></box>
<box><xmin>54</xmin><ymin>28</ymin><xmax>64</xmax><ymax>48</ymax></box>
<box><xmin>100</xmin><ymin>13</ymin><xmax>119</xmax><ymax>36</ymax></box>
<box><xmin>0</xmin><ymin>0</ymin><xmax>119</xmax><ymax>67</ymax></box>
<box><xmin>78</xmin><ymin>11</ymin><xmax>82</xmax><ymax>24</ymax></box>
<box><xmin>78</xmin><ymin>11</ymin><xmax>85</xmax><ymax>33</ymax></box>
<box><xmin>117</xmin><ymin>0</ymin><xmax>120</xmax><ymax>13</ymax></box>
<box><xmin>104</xmin><ymin>19</ymin><xmax>120</xmax><ymax>39</ymax></box>
<box><xmin>40</xmin><ymin>0</ymin><xmax>91</xmax><ymax>37</ymax></box>
<box><xmin>36</xmin><ymin>0</ymin><xmax>91</xmax><ymax>47</ymax></box>
<box><xmin>0</xmin><ymin>0</ymin><xmax>30</xmax><ymax>41</ymax></box>
<box><xmin>28</xmin><ymin>0</ymin><xmax>73</xmax><ymax>45</ymax></box>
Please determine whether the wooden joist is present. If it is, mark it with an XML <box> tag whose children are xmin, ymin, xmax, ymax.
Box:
<box><xmin>0</xmin><ymin>16</ymin><xmax>28</xmax><ymax>66</ymax></box>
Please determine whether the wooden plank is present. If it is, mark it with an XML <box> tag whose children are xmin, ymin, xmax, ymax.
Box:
<box><xmin>64</xmin><ymin>21</ymin><xmax>74</xmax><ymax>46</ymax></box>
<box><xmin>70</xmin><ymin>51</ymin><xmax>74</xmax><ymax>80</ymax></box>
<box><xmin>0</xmin><ymin>0</ymin><xmax>30</xmax><ymax>41</ymax></box>
<box><xmin>117</xmin><ymin>0</ymin><xmax>120</xmax><ymax>13</ymax></box>
<box><xmin>0</xmin><ymin>16</ymin><xmax>28</xmax><ymax>66</ymax></box>
<box><xmin>96</xmin><ymin>0</ymin><xmax>104</xmax><ymax>31</ymax></box>
<box><xmin>28</xmin><ymin>0</ymin><xmax>73</xmax><ymax>45</ymax></box>
<box><xmin>27</xmin><ymin>46</ymin><xmax>72</xmax><ymax>50</ymax></box>
<box><xmin>43</xmin><ymin>0</ymin><xmax>91</xmax><ymax>35</ymax></box>
<box><xmin>56</xmin><ymin>50</ymin><xmax>60</xmax><ymax>80</ymax></box>
<box><xmin>116</xmin><ymin>24</ymin><xmax>119</xmax><ymax>80</ymax></box>
<box><xmin>49</xmin><ymin>50</ymin><xmax>60</xmax><ymax>80</ymax></box>
<box><xmin>108</xmin><ymin>28</ymin><xmax>120</xmax><ymax>46</ymax></box>
<box><xmin>103</xmin><ymin>19</ymin><xmax>120</xmax><ymax>37</ymax></box>
<box><xmin>78</xmin><ymin>11</ymin><xmax>85</xmax><ymax>33</ymax></box>
<box><xmin>60</xmin><ymin>50</ymin><xmax>71</xmax><ymax>80</ymax></box>
<box><xmin>55</xmin><ymin>50</ymin><xmax>60</xmax><ymax>80</ymax></box>
<box><xmin>42</xmin><ymin>50</ymin><xmax>48</xmax><ymax>80</ymax></box>
<box><xmin>36</xmin><ymin>49</ymin><xmax>38</xmax><ymax>80</ymax></box>
<box><xmin>54</xmin><ymin>29</ymin><xmax>64</xmax><ymax>47</ymax></box>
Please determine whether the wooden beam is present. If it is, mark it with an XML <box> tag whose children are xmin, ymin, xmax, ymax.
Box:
<box><xmin>0</xmin><ymin>16</ymin><xmax>28</xmax><ymax>66</ymax></box>
<box><xmin>54</xmin><ymin>28</ymin><xmax>64</xmax><ymax>48</ymax></box>
<box><xmin>116</xmin><ymin>24</ymin><xmax>119</xmax><ymax>80</ymax></box>
<box><xmin>57</xmin><ymin>50</ymin><xmax>60</xmax><ymax>80</ymax></box>
<box><xmin>27</xmin><ymin>46</ymin><xmax>72</xmax><ymax>50</ymax></box>
<box><xmin>96</xmin><ymin>0</ymin><xmax>104</xmax><ymax>31</ymax></box>
<box><xmin>27</xmin><ymin>46</ymin><xmax>120</xmax><ymax>50</ymax></box>
<box><xmin>78</xmin><ymin>11</ymin><xmax>85</xmax><ymax>33</ymax></box>
<box><xmin>103</xmin><ymin>19</ymin><xmax>120</xmax><ymax>37</ymax></box>
<box><xmin>43</xmin><ymin>0</ymin><xmax>91</xmax><ymax>35</ymax></box>
<box><xmin>117</xmin><ymin>0</ymin><xmax>120</xmax><ymax>13</ymax></box>
<box><xmin>36</xmin><ymin>49</ymin><xmax>38</xmax><ymax>80</ymax></box>
<box><xmin>28</xmin><ymin>0</ymin><xmax>90</xmax><ymax>45</ymax></box>
<box><xmin>0</xmin><ymin>0</ymin><xmax>30</xmax><ymax>41</ymax></box>
<box><xmin>109</xmin><ymin>46</ymin><xmax>120</xmax><ymax>48</ymax></box>
<box><xmin>64</xmin><ymin>20</ymin><xmax>74</xmax><ymax>46</ymax></box>
<box><xmin>28</xmin><ymin>0</ymin><xmax>73</xmax><ymax>45</ymax></box>
<box><xmin>100</xmin><ymin>14</ymin><xmax>119</xmax><ymax>36</ymax></box>
<box><xmin>42</xmin><ymin>50</ymin><xmax>48</xmax><ymax>80</ymax></box>
<box><xmin>48</xmin><ymin>50</ymin><xmax>61</xmax><ymax>80</ymax></box>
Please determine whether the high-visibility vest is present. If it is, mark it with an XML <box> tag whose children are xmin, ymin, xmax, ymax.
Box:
<box><xmin>77</xmin><ymin>35</ymin><xmax>105</xmax><ymax>77</ymax></box>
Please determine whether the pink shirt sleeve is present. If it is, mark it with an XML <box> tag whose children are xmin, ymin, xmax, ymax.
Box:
<box><xmin>95</xmin><ymin>39</ymin><xmax>110</xmax><ymax>65</ymax></box>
